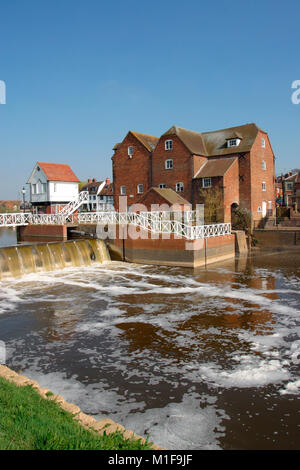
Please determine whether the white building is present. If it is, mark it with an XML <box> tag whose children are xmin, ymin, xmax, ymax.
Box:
<box><xmin>80</xmin><ymin>178</ymin><xmax>114</xmax><ymax>212</ymax></box>
<box><xmin>27</xmin><ymin>161</ymin><xmax>80</xmax><ymax>213</ymax></box>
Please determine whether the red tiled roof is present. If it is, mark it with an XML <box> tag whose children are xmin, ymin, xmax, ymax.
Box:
<box><xmin>37</xmin><ymin>162</ymin><xmax>80</xmax><ymax>182</ymax></box>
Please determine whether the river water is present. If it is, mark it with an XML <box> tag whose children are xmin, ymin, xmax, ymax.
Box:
<box><xmin>0</xmin><ymin>228</ymin><xmax>299</xmax><ymax>449</ymax></box>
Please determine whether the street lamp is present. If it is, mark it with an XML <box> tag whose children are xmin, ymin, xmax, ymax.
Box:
<box><xmin>21</xmin><ymin>187</ymin><xmax>26</xmax><ymax>213</ymax></box>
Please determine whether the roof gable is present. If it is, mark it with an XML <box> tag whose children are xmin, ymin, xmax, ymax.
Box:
<box><xmin>130</xmin><ymin>131</ymin><xmax>159</xmax><ymax>152</ymax></box>
<box><xmin>162</xmin><ymin>125</ymin><xmax>208</xmax><ymax>156</ymax></box>
<box><xmin>35</xmin><ymin>162</ymin><xmax>80</xmax><ymax>182</ymax></box>
<box><xmin>113</xmin><ymin>131</ymin><xmax>159</xmax><ymax>153</ymax></box>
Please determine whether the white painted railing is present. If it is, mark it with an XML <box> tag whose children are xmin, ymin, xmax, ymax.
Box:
<box><xmin>0</xmin><ymin>210</ymin><xmax>231</xmax><ymax>240</ymax></box>
<box><xmin>58</xmin><ymin>191</ymin><xmax>89</xmax><ymax>217</ymax></box>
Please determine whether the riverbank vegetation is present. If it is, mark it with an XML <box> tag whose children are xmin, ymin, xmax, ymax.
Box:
<box><xmin>0</xmin><ymin>377</ymin><xmax>152</xmax><ymax>450</ymax></box>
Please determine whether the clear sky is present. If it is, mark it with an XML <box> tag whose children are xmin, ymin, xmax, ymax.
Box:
<box><xmin>0</xmin><ymin>0</ymin><xmax>299</xmax><ymax>200</ymax></box>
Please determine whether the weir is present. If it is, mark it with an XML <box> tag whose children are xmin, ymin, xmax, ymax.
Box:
<box><xmin>0</xmin><ymin>239</ymin><xmax>110</xmax><ymax>280</ymax></box>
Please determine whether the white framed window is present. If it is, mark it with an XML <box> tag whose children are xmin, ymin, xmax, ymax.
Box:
<box><xmin>227</xmin><ymin>138</ymin><xmax>241</xmax><ymax>148</ymax></box>
<box><xmin>262</xmin><ymin>160</ymin><xmax>266</xmax><ymax>171</ymax></box>
<box><xmin>137</xmin><ymin>184</ymin><xmax>143</xmax><ymax>194</ymax></box>
<box><xmin>262</xmin><ymin>182</ymin><xmax>266</xmax><ymax>191</ymax></box>
<box><xmin>257</xmin><ymin>206</ymin><xmax>262</xmax><ymax>212</ymax></box>
<box><xmin>32</xmin><ymin>183</ymin><xmax>37</xmax><ymax>194</ymax></box>
<box><xmin>261</xmin><ymin>138</ymin><xmax>266</xmax><ymax>148</ymax></box>
<box><xmin>165</xmin><ymin>159</ymin><xmax>173</xmax><ymax>169</ymax></box>
<box><xmin>120</xmin><ymin>185</ymin><xmax>126</xmax><ymax>195</ymax></box>
<box><xmin>176</xmin><ymin>182</ymin><xmax>184</xmax><ymax>192</ymax></box>
<box><xmin>165</xmin><ymin>139</ymin><xmax>173</xmax><ymax>151</ymax></box>
<box><xmin>41</xmin><ymin>183</ymin><xmax>47</xmax><ymax>193</ymax></box>
<box><xmin>53</xmin><ymin>183</ymin><xmax>57</xmax><ymax>192</ymax></box>
<box><xmin>202</xmin><ymin>177</ymin><xmax>211</xmax><ymax>188</ymax></box>
<box><xmin>159</xmin><ymin>183</ymin><xmax>166</xmax><ymax>188</ymax></box>
<box><xmin>128</xmin><ymin>146</ymin><xmax>134</xmax><ymax>157</ymax></box>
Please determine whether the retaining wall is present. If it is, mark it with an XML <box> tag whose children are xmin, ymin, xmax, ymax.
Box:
<box><xmin>17</xmin><ymin>224</ymin><xmax>67</xmax><ymax>241</ymax></box>
<box><xmin>254</xmin><ymin>229</ymin><xmax>300</xmax><ymax>248</ymax></box>
<box><xmin>106</xmin><ymin>226</ymin><xmax>235</xmax><ymax>268</ymax></box>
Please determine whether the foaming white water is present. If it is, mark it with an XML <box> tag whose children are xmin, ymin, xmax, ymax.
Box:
<box><xmin>199</xmin><ymin>358</ymin><xmax>290</xmax><ymax>389</ymax></box>
<box><xmin>2</xmin><ymin>257</ymin><xmax>300</xmax><ymax>451</ymax></box>
<box><xmin>19</xmin><ymin>366</ymin><xmax>227</xmax><ymax>450</ymax></box>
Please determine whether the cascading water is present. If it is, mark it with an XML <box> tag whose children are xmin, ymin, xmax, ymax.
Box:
<box><xmin>0</xmin><ymin>239</ymin><xmax>110</xmax><ymax>279</ymax></box>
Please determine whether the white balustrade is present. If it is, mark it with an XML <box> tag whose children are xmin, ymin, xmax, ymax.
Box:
<box><xmin>0</xmin><ymin>209</ymin><xmax>231</xmax><ymax>240</ymax></box>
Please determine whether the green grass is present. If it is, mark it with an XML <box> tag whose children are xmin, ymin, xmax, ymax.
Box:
<box><xmin>0</xmin><ymin>377</ymin><xmax>152</xmax><ymax>450</ymax></box>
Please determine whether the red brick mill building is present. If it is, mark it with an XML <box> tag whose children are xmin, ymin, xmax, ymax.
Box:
<box><xmin>112</xmin><ymin>123</ymin><xmax>275</xmax><ymax>223</ymax></box>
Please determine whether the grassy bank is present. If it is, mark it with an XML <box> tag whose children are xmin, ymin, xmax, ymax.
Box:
<box><xmin>0</xmin><ymin>377</ymin><xmax>152</xmax><ymax>450</ymax></box>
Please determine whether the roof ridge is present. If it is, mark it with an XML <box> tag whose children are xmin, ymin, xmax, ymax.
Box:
<box><xmin>131</xmin><ymin>131</ymin><xmax>159</xmax><ymax>139</ymax></box>
<box><xmin>202</xmin><ymin>122</ymin><xmax>260</xmax><ymax>135</ymax></box>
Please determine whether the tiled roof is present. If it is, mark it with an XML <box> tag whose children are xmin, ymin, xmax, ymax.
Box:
<box><xmin>130</xmin><ymin>132</ymin><xmax>159</xmax><ymax>152</ymax></box>
<box><xmin>37</xmin><ymin>162</ymin><xmax>80</xmax><ymax>182</ymax></box>
<box><xmin>193</xmin><ymin>157</ymin><xmax>237</xmax><ymax>179</ymax></box>
<box><xmin>99</xmin><ymin>182</ymin><xmax>113</xmax><ymax>196</ymax></box>
<box><xmin>163</xmin><ymin>126</ymin><xmax>207</xmax><ymax>156</ymax></box>
<box><xmin>138</xmin><ymin>187</ymin><xmax>191</xmax><ymax>206</ymax></box>
<box><xmin>81</xmin><ymin>181</ymin><xmax>104</xmax><ymax>194</ymax></box>
<box><xmin>162</xmin><ymin>123</ymin><xmax>263</xmax><ymax>157</ymax></box>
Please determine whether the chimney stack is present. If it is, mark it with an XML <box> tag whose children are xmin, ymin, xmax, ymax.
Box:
<box><xmin>106</xmin><ymin>177</ymin><xmax>110</xmax><ymax>185</ymax></box>
<box><xmin>88</xmin><ymin>179</ymin><xmax>92</xmax><ymax>183</ymax></box>
<box><xmin>92</xmin><ymin>178</ymin><xmax>96</xmax><ymax>183</ymax></box>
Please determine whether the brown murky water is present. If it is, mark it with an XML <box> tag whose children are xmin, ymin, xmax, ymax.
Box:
<box><xmin>0</xmin><ymin>228</ymin><xmax>299</xmax><ymax>449</ymax></box>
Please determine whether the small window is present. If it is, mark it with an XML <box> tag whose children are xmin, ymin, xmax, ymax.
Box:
<box><xmin>262</xmin><ymin>182</ymin><xmax>266</xmax><ymax>191</ymax></box>
<box><xmin>42</xmin><ymin>183</ymin><xmax>47</xmax><ymax>193</ymax></box>
<box><xmin>159</xmin><ymin>183</ymin><xmax>166</xmax><ymax>188</ymax></box>
<box><xmin>176</xmin><ymin>182</ymin><xmax>184</xmax><ymax>192</ymax></box>
<box><xmin>227</xmin><ymin>138</ymin><xmax>240</xmax><ymax>148</ymax></box>
<box><xmin>165</xmin><ymin>140</ymin><xmax>173</xmax><ymax>151</ymax></box>
<box><xmin>53</xmin><ymin>183</ymin><xmax>57</xmax><ymax>192</ymax></box>
<box><xmin>120</xmin><ymin>186</ymin><xmax>126</xmax><ymax>195</ymax></box>
<box><xmin>262</xmin><ymin>160</ymin><xmax>266</xmax><ymax>170</ymax></box>
<box><xmin>165</xmin><ymin>159</ymin><xmax>173</xmax><ymax>169</ymax></box>
<box><xmin>128</xmin><ymin>146</ymin><xmax>134</xmax><ymax>156</ymax></box>
<box><xmin>137</xmin><ymin>184</ymin><xmax>143</xmax><ymax>194</ymax></box>
<box><xmin>261</xmin><ymin>138</ymin><xmax>266</xmax><ymax>148</ymax></box>
<box><xmin>202</xmin><ymin>177</ymin><xmax>211</xmax><ymax>188</ymax></box>
<box><xmin>257</xmin><ymin>206</ymin><xmax>262</xmax><ymax>212</ymax></box>
<box><xmin>32</xmin><ymin>184</ymin><xmax>37</xmax><ymax>194</ymax></box>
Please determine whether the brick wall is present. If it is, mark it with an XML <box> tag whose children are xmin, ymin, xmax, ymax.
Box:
<box><xmin>111</xmin><ymin>127</ymin><xmax>275</xmax><ymax>223</ymax></box>
<box><xmin>223</xmin><ymin>158</ymin><xmax>239</xmax><ymax>222</ymax></box>
<box><xmin>112</xmin><ymin>132</ymin><xmax>152</xmax><ymax>210</ymax></box>
<box><xmin>250</xmin><ymin>130</ymin><xmax>275</xmax><ymax>220</ymax></box>
<box><xmin>152</xmin><ymin>134</ymin><xmax>194</xmax><ymax>202</ymax></box>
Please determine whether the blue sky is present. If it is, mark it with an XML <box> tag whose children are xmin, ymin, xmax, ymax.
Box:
<box><xmin>0</xmin><ymin>0</ymin><xmax>299</xmax><ymax>200</ymax></box>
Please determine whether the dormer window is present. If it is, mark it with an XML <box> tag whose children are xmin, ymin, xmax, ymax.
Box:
<box><xmin>227</xmin><ymin>138</ymin><xmax>241</xmax><ymax>148</ymax></box>
<box><xmin>165</xmin><ymin>139</ymin><xmax>173</xmax><ymax>151</ymax></box>
<box><xmin>128</xmin><ymin>146</ymin><xmax>134</xmax><ymax>157</ymax></box>
<box><xmin>261</xmin><ymin>138</ymin><xmax>266</xmax><ymax>148</ymax></box>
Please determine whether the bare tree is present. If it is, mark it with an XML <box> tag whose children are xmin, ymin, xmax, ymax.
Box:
<box><xmin>198</xmin><ymin>186</ymin><xmax>223</xmax><ymax>224</ymax></box>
